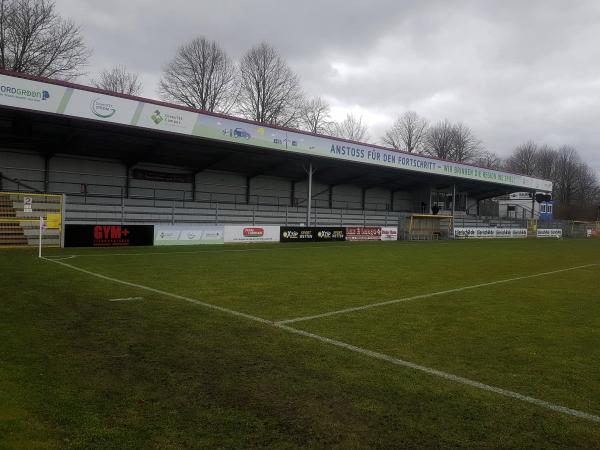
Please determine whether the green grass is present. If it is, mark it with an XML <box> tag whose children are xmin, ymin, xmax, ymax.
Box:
<box><xmin>1</xmin><ymin>239</ymin><xmax>599</xmax><ymax>449</ymax></box>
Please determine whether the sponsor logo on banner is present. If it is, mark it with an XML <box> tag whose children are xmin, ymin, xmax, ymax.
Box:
<box><xmin>454</xmin><ymin>227</ymin><xmax>528</xmax><ymax>239</ymax></box>
<box><xmin>316</xmin><ymin>228</ymin><xmax>345</xmax><ymax>241</ymax></box>
<box><xmin>536</xmin><ymin>228</ymin><xmax>562</xmax><ymax>238</ymax></box>
<box><xmin>154</xmin><ymin>226</ymin><xmax>224</xmax><ymax>245</ymax></box>
<box><xmin>280</xmin><ymin>227</ymin><xmax>345</xmax><ymax>242</ymax></box>
<box><xmin>243</xmin><ymin>227</ymin><xmax>264</xmax><ymax>237</ymax></box>
<box><xmin>380</xmin><ymin>227</ymin><xmax>398</xmax><ymax>241</ymax></box>
<box><xmin>65</xmin><ymin>224</ymin><xmax>154</xmax><ymax>247</ymax></box>
<box><xmin>225</xmin><ymin>225</ymin><xmax>280</xmax><ymax>243</ymax></box>
<box><xmin>93</xmin><ymin>225</ymin><xmax>130</xmax><ymax>245</ymax></box>
<box><xmin>346</xmin><ymin>227</ymin><xmax>382</xmax><ymax>241</ymax></box>
<box><xmin>0</xmin><ymin>84</ymin><xmax>49</xmax><ymax>102</ymax></box>
<box><xmin>150</xmin><ymin>109</ymin><xmax>184</xmax><ymax>127</ymax></box>
<box><xmin>90</xmin><ymin>97</ymin><xmax>117</xmax><ymax>118</ymax></box>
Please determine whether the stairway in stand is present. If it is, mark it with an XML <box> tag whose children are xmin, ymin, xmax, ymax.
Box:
<box><xmin>0</xmin><ymin>198</ymin><xmax>27</xmax><ymax>246</ymax></box>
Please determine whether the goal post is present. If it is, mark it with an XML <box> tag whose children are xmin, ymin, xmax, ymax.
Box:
<box><xmin>0</xmin><ymin>192</ymin><xmax>65</xmax><ymax>249</ymax></box>
<box><xmin>401</xmin><ymin>214</ymin><xmax>453</xmax><ymax>240</ymax></box>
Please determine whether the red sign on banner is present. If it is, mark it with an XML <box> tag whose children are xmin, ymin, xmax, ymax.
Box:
<box><xmin>345</xmin><ymin>227</ymin><xmax>382</xmax><ymax>241</ymax></box>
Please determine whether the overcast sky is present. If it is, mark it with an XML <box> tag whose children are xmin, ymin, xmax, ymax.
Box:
<box><xmin>56</xmin><ymin>0</ymin><xmax>600</xmax><ymax>173</ymax></box>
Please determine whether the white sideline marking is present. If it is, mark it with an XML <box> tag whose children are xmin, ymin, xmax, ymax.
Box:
<box><xmin>41</xmin><ymin>257</ymin><xmax>271</xmax><ymax>325</ymax></box>
<box><xmin>43</xmin><ymin>255</ymin><xmax>77</xmax><ymax>261</ymax></box>
<box><xmin>276</xmin><ymin>263</ymin><xmax>598</xmax><ymax>325</ymax></box>
<box><xmin>274</xmin><ymin>323</ymin><xmax>600</xmax><ymax>424</ymax></box>
<box><xmin>59</xmin><ymin>241</ymin><xmax>448</xmax><ymax>258</ymax></box>
<box><xmin>109</xmin><ymin>296</ymin><xmax>144</xmax><ymax>302</ymax></box>
<box><xmin>41</xmin><ymin>257</ymin><xmax>600</xmax><ymax>424</ymax></box>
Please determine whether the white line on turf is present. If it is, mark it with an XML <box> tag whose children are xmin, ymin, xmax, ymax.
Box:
<box><xmin>43</xmin><ymin>255</ymin><xmax>77</xmax><ymax>261</ymax></box>
<box><xmin>108</xmin><ymin>297</ymin><xmax>144</xmax><ymax>302</ymax></box>
<box><xmin>274</xmin><ymin>323</ymin><xmax>600</xmax><ymax>424</ymax></box>
<box><xmin>276</xmin><ymin>263</ymin><xmax>598</xmax><ymax>325</ymax></box>
<box><xmin>41</xmin><ymin>256</ymin><xmax>600</xmax><ymax>424</ymax></box>
<box><xmin>60</xmin><ymin>241</ymin><xmax>451</xmax><ymax>258</ymax></box>
<box><xmin>41</xmin><ymin>257</ymin><xmax>271</xmax><ymax>325</ymax></box>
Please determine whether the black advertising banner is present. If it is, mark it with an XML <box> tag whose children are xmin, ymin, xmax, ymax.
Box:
<box><xmin>280</xmin><ymin>227</ymin><xmax>346</xmax><ymax>242</ymax></box>
<box><xmin>65</xmin><ymin>225</ymin><xmax>154</xmax><ymax>247</ymax></box>
<box><xmin>315</xmin><ymin>228</ymin><xmax>346</xmax><ymax>241</ymax></box>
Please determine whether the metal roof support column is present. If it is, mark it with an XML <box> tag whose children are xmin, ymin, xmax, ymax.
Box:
<box><xmin>362</xmin><ymin>187</ymin><xmax>367</xmax><ymax>211</ymax></box>
<box><xmin>531</xmin><ymin>191</ymin><xmax>536</xmax><ymax>219</ymax></box>
<box><xmin>124</xmin><ymin>163</ymin><xmax>134</xmax><ymax>199</ymax></box>
<box><xmin>246</xmin><ymin>176</ymin><xmax>251</xmax><ymax>205</ymax></box>
<box><xmin>192</xmin><ymin>173</ymin><xmax>197</xmax><ymax>202</ymax></box>
<box><xmin>452</xmin><ymin>184</ymin><xmax>456</xmax><ymax>218</ymax></box>
<box><xmin>290</xmin><ymin>181</ymin><xmax>295</xmax><ymax>207</ymax></box>
<box><xmin>306</xmin><ymin>162</ymin><xmax>314</xmax><ymax>226</ymax></box>
<box><xmin>43</xmin><ymin>153</ymin><xmax>53</xmax><ymax>193</ymax></box>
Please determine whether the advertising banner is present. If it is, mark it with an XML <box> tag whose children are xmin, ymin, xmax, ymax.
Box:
<box><xmin>0</xmin><ymin>72</ymin><xmax>553</xmax><ymax>192</ymax></box>
<box><xmin>536</xmin><ymin>229</ymin><xmax>563</xmax><ymax>238</ymax></box>
<box><xmin>65</xmin><ymin>224</ymin><xmax>154</xmax><ymax>247</ymax></box>
<box><xmin>280</xmin><ymin>227</ymin><xmax>346</xmax><ymax>242</ymax></box>
<box><xmin>154</xmin><ymin>225</ymin><xmax>224</xmax><ymax>245</ymax></box>
<box><xmin>224</xmin><ymin>225</ymin><xmax>280</xmax><ymax>243</ymax></box>
<box><xmin>454</xmin><ymin>227</ymin><xmax>528</xmax><ymax>239</ymax></box>
<box><xmin>346</xmin><ymin>226</ymin><xmax>382</xmax><ymax>241</ymax></box>
<box><xmin>380</xmin><ymin>227</ymin><xmax>398</xmax><ymax>241</ymax></box>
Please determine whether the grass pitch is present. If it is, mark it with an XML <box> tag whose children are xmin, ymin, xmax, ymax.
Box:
<box><xmin>1</xmin><ymin>239</ymin><xmax>599</xmax><ymax>449</ymax></box>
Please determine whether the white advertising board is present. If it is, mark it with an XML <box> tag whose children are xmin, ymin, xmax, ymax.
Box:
<box><xmin>454</xmin><ymin>227</ymin><xmax>528</xmax><ymax>239</ymax></box>
<box><xmin>536</xmin><ymin>229</ymin><xmax>563</xmax><ymax>238</ymax></box>
<box><xmin>380</xmin><ymin>227</ymin><xmax>398</xmax><ymax>241</ymax></box>
<box><xmin>0</xmin><ymin>72</ymin><xmax>553</xmax><ymax>192</ymax></box>
<box><xmin>154</xmin><ymin>225</ymin><xmax>224</xmax><ymax>245</ymax></box>
<box><xmin>224</xmin><ymin>225</ymin><xmax>280</xmax><ymax>243</ymax></box>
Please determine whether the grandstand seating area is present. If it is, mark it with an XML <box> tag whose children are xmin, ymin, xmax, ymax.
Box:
<box><xmin>64</xmin><ymin>194</ymin><xmax>527</xmax><ymax>229</ymax></box>
<box><xmin>65</xmin><ymin>195</ymin><xmax>405</xmax><ymax>227</ymax></box>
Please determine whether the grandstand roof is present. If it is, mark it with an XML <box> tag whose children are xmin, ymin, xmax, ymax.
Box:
<box><xmin>0</xmin><ymin>70</ymin><xmax>552</xmax><ymax>198</ymax></box>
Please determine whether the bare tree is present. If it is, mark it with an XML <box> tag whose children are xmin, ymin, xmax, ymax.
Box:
<box><xmin>573</xmin><ymin>162</ymin><xmax>599</xmax><ymax>206</ymax></box>
<box><xmin>159</xmin><ymin>37</ymin><xmax>237</xmax><ymax>113</ymax></box>
<box><xmin>450</xmin><ymin>122</ymin><xmax>483</xmax><ymax>162</ymax></box>
<box><xmin>299</xmin><ymin>96</ymin><xmax>331</xmax><ymax>134</ymax></box>
<box><xmin>238</xmin><ymin>42</ymin><xmax>303</xmax><ymax>127</ymax></box>
<box><xmin>331</xmin><ymin>113</ymin><xmax>369</xmax><ymax>142</ymax></box>
<box><xmin>473</xmin><ymin>150</ymin><xmax>502</xmax><ymax>169</ymax></box>
<box><xmin>505</xmin><ymin>141</ymin><xmax>600</xmax><ymax>219</ymax></box>
<box><xmin>553</xmin><ymin>145</ymin><xmax>581</xmax><ymax>204</ymax></box>
<box><xmin>534</xmin><ymin>144</ymin><xmax>557</xmax><ymax>180</ymax></box>
<box><xmin>92</xmin><ymin>65</ymin><xmax>142</xmax><ymax>96</ymax></box>
<box><xmin>0</xmin><ymin>0</ymin><xmax>89</xmax><ymax>80</ymax></box>
<box><xmin>382</xmin><ymin>111</ymin><xmax>428</xmax><ymax>152</ymax></box>
<box><xmin>424</xmin><ymin>119</ymin><xmax>455</xmax><ymax>160</ymax></box>
<box><xmin>505</xmin><ymin>141</ymin><xmax>538</xmax><ymax>175</ymax></box>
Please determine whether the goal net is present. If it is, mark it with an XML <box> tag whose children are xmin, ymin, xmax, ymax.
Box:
<box><xmin>401</xmin><ymin>214</ymin><xmax>453</xmax><ymax>240</ymax></box>
<box><xmin>0</xmin><ymin>192</ymin><xmax>64</xmax><ymax>248</ymax></box>
<box><xmin>569</xmin><ymin>221</ymin><xmax>599</xmax><ymax>238</ymax></box>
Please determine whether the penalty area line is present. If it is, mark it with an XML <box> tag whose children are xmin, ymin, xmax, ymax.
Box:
<box><xmin>276</xmin><ymin>263</ymin><xmax>598</xmax><ymax>325</ymax></box>
<box><xmin>41</xmin><ymin>256</ymin><xmax>600</xmax><ymax>424</ymax></box>
<box><xmin>109</xmin><ymin>296</ymin><xmax>145</xmax><ymax>302</ymax></box>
